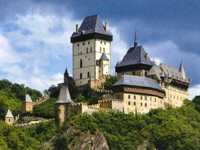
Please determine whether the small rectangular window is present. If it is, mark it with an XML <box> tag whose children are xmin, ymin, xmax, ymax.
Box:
<box><xmin>87</xmin><ymin>72</ymin><xmax>90</xmax><ymax>78</ymax></box>
<box><xmin>128</xmin><ymin>95</ymin><xmax>131</xmax><ymax>99</ymax></box>
<box><xmin>80</xmin><ymin>73</ymin><xmax>82</xmax><ymax>79</ymax></box>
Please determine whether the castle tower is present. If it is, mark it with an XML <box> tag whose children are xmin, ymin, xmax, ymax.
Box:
<box><xmin>99</xmin><ymin>53</ymin><xmax>110</xmax><ymax>78</ymax></box>
<box><xmin>5</xmin><ymin>109</ymin><xmax>14</xmax><ymax>125</ymax></box>
<box><xmin>56</xmin><ymin>68</ymin><xmax>74</xmax><ymax>126</ymax></box>
<box><xmin>23</xmin><ymin>94</ymin><xmax>33</xmax><ymax>113</ymax></box>
<box><xmin>71</xmin><ymin>15</ymin><xmax>113</xmax><ymax>87</ymax></box>
<box><xmin>115</xmin><ymin>34</ymin><xmax>154</xmax><ymax>78</ymax></box>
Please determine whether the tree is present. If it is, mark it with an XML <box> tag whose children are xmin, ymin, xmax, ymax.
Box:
<box><xmin>104</xmin><ymin>76</ymin><xmax>118</xmax><ymax>90</ymax></box>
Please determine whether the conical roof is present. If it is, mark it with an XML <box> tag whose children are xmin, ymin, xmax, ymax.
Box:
<box><xmin>5</xmin><ymin>109</ymin><xmax>14</xmax><ymax>118</ymax></box>
<box><xmin>56</xmin><ymin>85</ymin><xmax>73</xmax><ymax>104</ymax></box>
<box><xmin>25</xmin><ymin>94</ymin><xmax>32</xmax><ymax>102</ymax></box>
<box><xmin>100</xmin><ymin>53</ymin><xmax>109</xmax><ymax>61</ymax></box>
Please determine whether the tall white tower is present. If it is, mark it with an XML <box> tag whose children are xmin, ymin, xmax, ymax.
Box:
<box><xmin>71</xmin><ymin>15</ymin><xmax>113</xmax><ymax>87</ymax></box>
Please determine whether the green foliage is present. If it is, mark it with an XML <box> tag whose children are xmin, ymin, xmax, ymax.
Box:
<box><xmin>0</xmin><ymin>121</ymin><xmax>56</xmax><ymax>150</ymax></box>
<box><xmin>70</xmin><ymin>101</ymin><xmax>200</xmax><ymax>150</ymax></box>
<box><xmin>0</xmin><ymin>90</ymin><xmax>22</xmax><ymax>118</ymax></box>
<box><xmin>33</xmin><ymin>98</ymin><xmax>56</xmax><ymax>118</ymax></box>
<box><xmin>0</xmin><ymin>79</ymin><xmax>42</xmax><ymax>101</ymax></box>
<box><xmin>193</xmin><ymin>96</ymin><xmax>200</xmax><ymax>112</ymax></box>
<box><xmin>103</xmin><ymin>76</ymin><xmax>118</xmax><ymax>90</ymax></box>
<box><xmin>54</xmin><ymin>135</ymin><xmax>69</xmax><ymax>150</ymax></box>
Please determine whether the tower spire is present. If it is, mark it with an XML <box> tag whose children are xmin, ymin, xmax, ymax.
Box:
<box><xmin>134</xmin><ymin>31</ymin><xmax>138</xmax><ymax>47</ymax></box>
<box><xmin>64</xmin><ymin>67</ymin><xmax>69</xmax><ymax>85</ymax></box>
<box><xmin>179</xmin><ymin>61</ymin><xmax>186</xmax><ymax>80</ymax></box>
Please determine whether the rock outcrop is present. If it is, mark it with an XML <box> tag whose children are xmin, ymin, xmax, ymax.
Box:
<box><xmin>41</xmin><ymin>127</ymin><xmax>109</xmax><ymax>150</ymax></box>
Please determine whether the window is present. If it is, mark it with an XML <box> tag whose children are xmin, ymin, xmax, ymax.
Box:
<box><xmin>104</xmin><ymin>41</ymin><xmax>106</xmax><ymax>45</ymax></box>
<box><xmin>134</xmin><ymin>95</ymin><xmax>136</xmax><ymax>100</ymax></box>
<box><xmin>100</xmin><ymin>40</ymin><xmax>102</xmax><ymax>44</ymax></box>
<box><xmin>103</xmin><ymin>48</ymin><xmax>105</xmax><ymax>53</ymax></box>
<box><xmin>141</xmin><ymin>96</ymin><xmax>143</xmax><ymax>100</ymax></box>
<box><xmin>128</xmin><ymin>95</ymin><xmax>131</xmax><ymax>99</ymax></box>
<box><xmin>80</xmin><ymin>59</ymin><xmax>83</xmax><ymax>68</ymax></box>
<box><xmin>90</xmin><ymin>47</ymin><xmax>92</xmax><ymax>52</ymax></box>
<box><xmin>80</xmin><ymin>73</ymin><xmax>82</xmax><ymax>79</ymax></box>
<box><xmin>86</xmin><ymin>48</ymin><xmax>88</xmax><ymax>53</ymax></box>
<box><xmin>155</xmin><ymin>98</ymin><xmax>156</xmax><ymax>102</ymax></box>
<box><xmin>141</xmin><ymin>103</ymin><xmax>143</xmax><ymax>106</ymax></box>
<box><xmin>133</xmin><ymin>102</ymin><xmax>136</xmax><ymax>106</ymax></box>
<box><xmin>88</xmin><ymin>41</ymin><xmax>90</xmax><ymax>44</ymax></box>
<box><xmin>77</xmin><ymin>43</ymin><xmax>79</xmax><ymax>47</ymax></box>
<box><xmin>145</xmin><ymin>103</ymin><xmax>147</xmax><ymax>107</ymax></box>
<box><xmin>145</xmin><ymin>96</ymin><xmax>147</xmax><ymax>100</ymax></box>
<box><xmin>82</xmin><ymin>42</ymin><xmax>85</xmax><ymax>46</ymax></box>
<box><xmin>128</xmin><ymin>101</ymin><xmax>131</xmax><ymax>105</ymax></box>
<box><xmin>87</xmin><ymin>72</ymin><xmax>90</xmax><ymax>78</ymax></box>
<box><xmin>100</xmin><ymin>47</ymin><xmax>102</xmax><ymax>52</ymax></box>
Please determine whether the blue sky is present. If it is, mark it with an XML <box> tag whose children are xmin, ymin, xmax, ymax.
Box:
<box><xmin>0</xmin><ymin>0</ymin><xmax>200</xmax><ymax>98</ymax></box>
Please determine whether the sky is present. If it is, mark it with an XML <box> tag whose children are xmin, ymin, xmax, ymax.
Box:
<box><xmin>0</xmin><ymin>0</ymin><xmax>200</xmax><ymax>99</ymax></box>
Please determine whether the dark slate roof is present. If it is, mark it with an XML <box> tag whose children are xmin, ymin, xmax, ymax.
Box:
<box><xmin>116</xmin><ymin>44</ymin><xmax>154</xmax><ymax>68</ymax></box>
<box><xmin>71</xmin><ymin>15</ymin><xmax>112</xmax><ymax>42</ymax></box>
<box><xmin>114</xmin><ymin>75</ymin><xmax>162</xmax><ymax>91</ymax></box>
<box><xmin>148</xmin><ymin>64</ymin><xmax>189</xmax><ymax>83</ymax></box>
<box><xmin>100</xmin><ymin>53</ymin><xmax>109</xmax><ymax>61</ymax></box>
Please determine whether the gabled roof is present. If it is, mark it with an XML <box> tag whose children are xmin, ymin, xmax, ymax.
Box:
<box><xmin>114</xmin><ymin>75</ymin><xmax>162</xmax><ymax>91</ymax></box>
<box><xmin>100</xmin><ymin>53</ymin><xmax>109</xmax><ymax>61</ymax></box>
<box><xmin>25</xmin><ymin>94</ymin><xmax>32</xmax><ymax>102</ymax></box>
<box><xmin>148</xmin><ymin>64</ymin><xmax>189</xmax><ymax>83</ymax></box>
<box><xmin>56</xmin><ymin>85</ymin><xmax>73</xmax><ymax>104</ymax></box>
<box><xmin>71</xmin><ymin>15</ymin><xmax>112</xmax><ymax>42</ymax></box>
<box><xmin>116</xmin><ymin>44</ymin><xmax>154</xmax><ymax>70</ymax></box>
<box><xmin>5</xmin><ymin>109</ymin><xmax>14</xmax><ymax>118</ymax></box>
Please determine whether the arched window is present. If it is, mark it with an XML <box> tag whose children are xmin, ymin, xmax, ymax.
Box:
<box><xmin>80</xmin><ymin>59</ymin><xmax>83</xmax><ymax>68</ymax></box>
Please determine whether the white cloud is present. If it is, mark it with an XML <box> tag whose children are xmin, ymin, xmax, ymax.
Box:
<box><xmin>189</xmin><ymin>85</ymin><xmax>200</xmax><ymax>100</ymax></box>
<box><xmin>109</xmin><ymin>25</ymin><xmax>128</xmax><ymax>74</ymax></box>
<box><xmin>0</xmin><ymin>13</ymin><xmax>80</xmax><ymax>91</ymax></box>
<box><xmin>0</xmin><ymin>35</ymin><xmax>20</xmax><ymax>64</ymax></box>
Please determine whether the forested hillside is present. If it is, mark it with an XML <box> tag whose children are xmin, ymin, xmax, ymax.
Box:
<box><xmin>1</xmin><ymin>79</ymin><xmax>200</xmax><ymax>150</ymax></box>
<box><xmin>0</xmin><ymin>79</ymin><xmax>42</xmax><ymax>118</ymax></box>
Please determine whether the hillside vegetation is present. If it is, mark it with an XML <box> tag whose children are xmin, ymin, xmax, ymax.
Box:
<box><xmin>66</xmin><ymin>99</ymin><xmax>200</xmax><ymax>150</ymax></box>
<box><xmin>1</xmin><ymin>79</ymin><xmax>200</xmax><ymax>150</ymax></box>
<box><xmin>0</xmin><ymin>79</ymin><xmax>42</xmax><ymax>119</ymax></box>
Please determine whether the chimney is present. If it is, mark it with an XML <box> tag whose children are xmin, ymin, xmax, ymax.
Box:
<box><xmin>76</xmin><ymin>24</ymin><xmax>78</xmax><ymax>32</ymax></box>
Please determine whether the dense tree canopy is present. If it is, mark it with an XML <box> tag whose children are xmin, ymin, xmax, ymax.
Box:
<box><xmin>70</xmin><ymin>100</ymin><xmax>200</xmax><ymax>150</ymax></box>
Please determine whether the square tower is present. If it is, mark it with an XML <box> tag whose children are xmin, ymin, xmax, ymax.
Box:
<box><xmin>71</xmin><ymin>15</ymin><xmax>113</xmax><ymax>87</ymax></box>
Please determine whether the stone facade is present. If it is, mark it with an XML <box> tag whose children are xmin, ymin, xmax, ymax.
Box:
<box><xmin>22</xmin><ymin>94</ymin><xmax>33</xmax><ymax>113</ymax></box>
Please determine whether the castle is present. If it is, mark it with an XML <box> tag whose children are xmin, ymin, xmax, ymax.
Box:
<box><xmin>56</xmin><ymin>15</ymin><xmax>190</xmax><ymax>126</ymax></box>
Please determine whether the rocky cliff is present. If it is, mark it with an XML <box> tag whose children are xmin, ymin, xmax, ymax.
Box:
<box><xmin>41</xmin><ymin>127</ymin><xmax>109</xmax><ymax>150</ymax></box>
